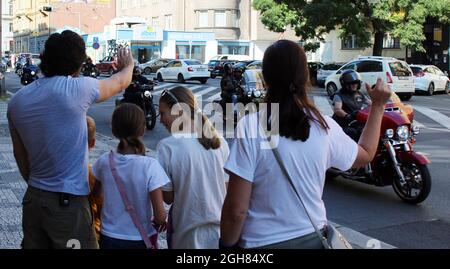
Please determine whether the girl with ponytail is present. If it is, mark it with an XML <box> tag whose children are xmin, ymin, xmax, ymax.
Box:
<box><xmin>157</xmin><ymin>86</ymin><xmax>230</xmax><ymax>249</ymax></box>
<box><xmin>92</xmin><ymin>103</ymin><xmax>170</xmax><ymax>249</ymax></box>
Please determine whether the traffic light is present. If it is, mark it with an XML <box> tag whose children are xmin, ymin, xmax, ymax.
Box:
<box><xmin>42</xmin><ymin>6</ymin><xmax>52</xmax><ymax>12</ymax></box>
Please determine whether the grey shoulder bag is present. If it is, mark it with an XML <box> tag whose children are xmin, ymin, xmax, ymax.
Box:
<box><xmin>268</xmin><ymin>138</ymin><xmax>353</xmax><ymax>249</ymax></box>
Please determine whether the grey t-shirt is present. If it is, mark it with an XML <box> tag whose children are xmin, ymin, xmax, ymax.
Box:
<box><xmin>7</xmin><ymin>76</ymin><xmax>100</xmax><ymax>195</ymax></box>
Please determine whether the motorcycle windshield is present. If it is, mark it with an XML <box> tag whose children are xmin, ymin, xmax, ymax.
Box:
<box><xmin>243</xmin><ymin>70</ymin><xmax>266</xmax><ymax>92</ymax></box>
<box><xmin>360</xmin><ymin>88</ymin><xmax>402</xmax><ymax>105</ymax></box>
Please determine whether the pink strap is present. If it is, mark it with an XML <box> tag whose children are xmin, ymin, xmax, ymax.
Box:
<box><xmin>109</xmin><ymin>151</ymin><xmax>154</xmax><ymax>249</ymax></box>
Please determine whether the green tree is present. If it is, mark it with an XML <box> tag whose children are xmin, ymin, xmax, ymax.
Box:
<box><xmin>253</xmin><ymin>0</ymin><xmax>450</xmax><ymax>56</ymax></box>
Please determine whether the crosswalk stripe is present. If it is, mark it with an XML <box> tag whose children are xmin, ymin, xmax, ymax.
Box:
<box><xmin>153</xmin><ymin>83</ymin><xmax>175</xmax><ymax>91</ymax></box>
<box><xmin>414</xmin><ymin>106</ymin><xmax>450</xmax><ymax>130</ymax></box>
<box><xmin>313</xmin><ymin>96</ymin><xmax>334</xmax><ymax>116</ymax></box>
<box><xmin>205</xmin><ymin>92</ymin><xmax>221</xmax><ymax>102</ymax></box>
<box><xmin>194</xmin><ymin>87</ymin><xmax>217</xmax><ymax>98</ymax></box>
<box><xmin>413</xmin><ymin>120</ymin><xmax>425</xmax><ymax>129</ymax></box>
<box><xmin>188</xmin><ymin>85</ymin><xmax>203</xmax><ymax>91</ymax></box>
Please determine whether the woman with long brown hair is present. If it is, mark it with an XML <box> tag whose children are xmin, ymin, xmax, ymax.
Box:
<box><xmin>157</xmin><ymin>86</ymin><xmax>230</xmax><ymax>249</ymax></box>
<box><xmin>220</xmin><ymin>40</ymin><xmax>391</xmax><ymax>249</ymax></box>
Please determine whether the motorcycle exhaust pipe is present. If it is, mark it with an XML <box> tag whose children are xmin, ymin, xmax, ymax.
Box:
<box><xmin>385</xmin><ymin>141</ymin><xmax>406</xmax><ymax>184</ymax></box>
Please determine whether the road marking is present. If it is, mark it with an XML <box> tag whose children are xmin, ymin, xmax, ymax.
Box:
<box><xmin>188</xmin><ymin>85</ymin><xmax>203</xmax><ymax>92</ymax></box>
<box><xmin>194</xmin><ymin>87</ymin><xmax>217</xmax><ymax>98</ymax></box>
<box><xmin>313</xmin><ymin>96</ymin><xmax>334</xmax><ymax>116</ymax></box>
<box><xmin>413</xmin><ymin>120</ymin><xmax>425</xmax><ymax>129</ymax></box>
<box><xmin>414</xmin><ymin>106</ymin><xmax>450</xmax><ymax>130</ymax></box>
<box><xmin>205</xmin><ymin>92</ymin><xmax>221</xmax><ymax>102</ymax></box>
<box><xmin>153</xmin><ymin>83</ymin><xmax>175</xmax><ymax>92</ymax></box>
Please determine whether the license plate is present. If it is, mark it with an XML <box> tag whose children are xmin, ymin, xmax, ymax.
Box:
<box><xmin>197</xmin><ymin>68</ymin><xmax>206</xmax><ymax>72</ymax></box>
<box><xmin>398</xmin><ymin>76</ymin><xmax>410</xmax><ymax>80</ymax></box>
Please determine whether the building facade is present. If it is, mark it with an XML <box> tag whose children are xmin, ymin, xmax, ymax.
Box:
<box><xmin>116</xmin><ymin>0</ymin><xmax>298</xmax><ymax>61</ymax></box>
<box><xmin>12</xmin><ymin>0</ymin><xmax>116</xmax><ymax>54</ymax></box>
<box><xmin>1</xmin><ymin>0</ymin><xmax>13</xmax><ymax>55</ymax></box>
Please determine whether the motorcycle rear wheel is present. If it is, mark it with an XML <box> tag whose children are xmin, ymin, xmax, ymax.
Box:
<box><xmin>392</xmin><ymin>163</ymin><xmax>431</xmax><ymax>204</ymax></box>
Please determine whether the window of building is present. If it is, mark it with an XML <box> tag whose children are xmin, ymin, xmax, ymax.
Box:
<box><xmin>165</xmin><ymin>15</ymin><xmax>173</xmax><ymax>29</ymax></box>
<box><xmin>341</xmin><ymin>35</ymin><xmax>362</xmax><ymax>50</ymax></box>
<box><xmin>9</xmin><ymin>23</ymin><xmax>13</xmax><ymax>33</ymax></box>
<box><xmin>383</xmin><ymin>33</ymin><xmax>401</xmax><ymax>49</ymax></box>
<box><xmin>231</xmin><ymin>10</ymin><xmax>239</xmax><ymax>28</ymax></box>
<box><xmin>198</xmin><ymin>11</ymin><xmax>209</xmax><ymax>28</ymax></box>
<box><xmin>215</xmin><ymin>11</ymin><xmax>226</xmax><ymax>27</ymax></box>
<box><xmin>218</xmin><ymin>45</ymin><xmax>249</xmax><ymax>55</ymax></box>
<box><xmin>152</xmin><ymin>17</ymin><xmax>159</xmax><ymax>27</ymax></box>
<box><xmin>9</xmin><ymin>2</ymin><xmax>13</xmax><ymax>15</ymax></box>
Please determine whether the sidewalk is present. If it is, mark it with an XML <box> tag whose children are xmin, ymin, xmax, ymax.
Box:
<box><xmin>0</xmin><ymin>98</ymin><xmax>394</xmax><ymax>249</ymax></box>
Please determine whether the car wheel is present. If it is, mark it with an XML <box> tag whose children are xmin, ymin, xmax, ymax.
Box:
<box><xmin>445</xmin><ymin>82</ymin><xmax>449</xmax><ymax>94</ymax></box>
<box><xmin>326</xmin><ymin>82</ymin><xmax>337</xmax><ymax>98</ymax></box>
<box><xmin>144</xmin><ymin>67</ymin><xmax>152</xmax><ymax>75</ymax></box>
<box><xmin>178</xmin><ymin>73</ymin><xmax>185</xmax><ymax>83</ymax></box>
<box><xmin>427</xmin><ymin>83</ymin><xmax>434</xmax><ymax>96</ymax></box>
<box><xmin>211</xmin><ymin>74</ymin><xmax>216</xmax><ymax>79</ymax></box>
<box><xmin>200</xmin><ymin>78</ymin><xmax>207</xmax><ymax>84</ymax></box>
<box><xmin>157</xmin><ymin>73</ymin><xmax>164</xmax><ymax>82</ymax></box>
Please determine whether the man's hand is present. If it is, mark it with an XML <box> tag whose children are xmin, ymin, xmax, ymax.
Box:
<box><xmin>365</xmin><ymin>78</ymin><xmax>391</xmax><ymax>106</ymax></box>
<box><xmin>114</xmin><ymin>48</ymin><xmax>134</xmax><ymax>72</ymax></box>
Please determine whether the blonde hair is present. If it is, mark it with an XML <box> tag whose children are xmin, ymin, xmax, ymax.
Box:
<box><xmin>86</xmin><ymin>116</ymin><xmax>96</xmax><ymax>145</ymax></box>
<box><xmin>159</xmin><ymin>86</ymin><xmax>221</xmax><ymax>150</ymax></box>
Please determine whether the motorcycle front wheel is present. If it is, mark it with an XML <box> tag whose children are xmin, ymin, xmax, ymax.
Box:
<box><xmin>392</xmin><ymin>163</ymin><xmax>431</xmax><ymax>204</ymax></box>
<box><xmin>145</xmin><ymin>102</ymin><xmax>157</xmax><ymax>130</ymax></box>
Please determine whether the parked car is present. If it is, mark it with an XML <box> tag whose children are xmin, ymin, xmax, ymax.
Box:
<box><xmin>307</xmin><ymin>62</ymin><xmax>323</xmax><ymax>85</ymax></box>
<box><xmin>208</xmin><ymin>59</ymin><xmax>238</xmax><ymax>78</ymax></box>
<box><xmin>325</xmin><ymin>56</ymin><xmax>415</xmax><ymax>101</ymax></box>
<box><xmin>139</xmin><ymin>58</ymin><xmax>173</xmax><ymax>75</ymax></box>
<box><xmin>232</xmin><ymin>60</ymin><xmax>255</xmax><ymax>72</ymax></box>
<box><xmin>316</xmin><ymin>62</ymin><xmax>345</xmax><ymax>87</ymax></box>
<box><xmin>246</xmin><ymin>60</ymin><xmax>262</xmax><ymax>70</ymax></box>
<box><xmin>156</xmin><ymin>59</ymin><xmax>210</xmax><ymax>84</ymax></box>
<box><xmin>95</xmin><ymin>56</ymin><xmax>116</xmax><ymax>76</ymax></box>
<box><xmin>409</xmin><ymin>65</ymin><xmax>449</xmax><ymax>95</ymax></box>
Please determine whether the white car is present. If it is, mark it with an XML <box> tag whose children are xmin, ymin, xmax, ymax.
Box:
<box><xmin>316</xmin><ymin>63</ymin><xmax>345</xmax><ymax>87</ymax></box>
<box><xmin>325</xmin><ymin>56</ymin><xmax>415</xmax><ymax>101</ymax></box>
<box><xmin>156</xmin><ymin>59</ymin><xmax>210</xmax><ymax>84</ymax></box>
<box><xmin>409</xmin><ymin>65</ymin><xmax>449</xmax><ymax>95</ymax></box>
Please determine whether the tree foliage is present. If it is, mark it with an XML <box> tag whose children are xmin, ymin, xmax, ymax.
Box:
<box><xmin>253</xmin><ymin>0</ymin><xmax>450</xmax><ymax>55</ymax></box>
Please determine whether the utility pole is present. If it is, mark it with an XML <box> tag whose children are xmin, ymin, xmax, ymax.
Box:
<box><xmin>0</xmin><ymin>0</ymin><xmax>5</xmax><ymax>97</ymax></box>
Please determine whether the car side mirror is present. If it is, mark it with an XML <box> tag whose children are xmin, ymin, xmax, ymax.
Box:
<box><xmin>444</xmin><ymin>71</ymin><xmax>448</xmax><ymax>76</ymax></box>
<box><xmin>336</xmin><ymin>70</ymin><xmax>342</xmax><ymax>75</ymax></box>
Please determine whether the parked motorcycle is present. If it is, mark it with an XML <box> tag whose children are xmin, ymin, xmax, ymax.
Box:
<box><xmin>20</xmin><ymin>64</ymin><xmax>39</xmax><ymax>85</ymax></box>
<box><xmin>115</xmin><ymin>80</ymin><xmax>157</xmax><ymax>130</ymax></box>
<box><xmin>327</xmin><ymin>92</ymin><xmax>431</xmax><ymax>204</ymax></box>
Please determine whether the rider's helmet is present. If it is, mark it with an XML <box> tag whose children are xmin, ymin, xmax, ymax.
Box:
<box><xmin>86</xmin><ymin>57</ymin><xmax>93</xmax><ymax>64</ymax></box>
<box><xmin>223</xmin><ymin>62</ymin><xmax>233</xmax><ymax>76</ymax></box>
<box><xmin>339</xmin><ymin>70</ymin><xmax>362</xmax><ymax>92</ymax></box>
<box><xmin>133</xmin><ymin>66</ymin><xmax>142</xmax><ymax>77</ymax></box>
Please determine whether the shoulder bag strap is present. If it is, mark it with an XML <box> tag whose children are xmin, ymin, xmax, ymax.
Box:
<box><xmin>108</xmin><ymin>151</ymin><xmax>153</xmax><ymax>249</ymax></box>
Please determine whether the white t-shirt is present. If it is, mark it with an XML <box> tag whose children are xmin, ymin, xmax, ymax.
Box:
<box><xmin>92</xmin><ymin>152</ymin><xmax>170</xmax><ymax>241</ymax></box>
<box><xmin>224</xmin><ymin>111</ymin><xmax>358</xmax><ymax>248</ymax></box>
<box><xmin>157</xmin><ymin>135</ymin><xmax>230</xmax><ymax>249</ymax></box>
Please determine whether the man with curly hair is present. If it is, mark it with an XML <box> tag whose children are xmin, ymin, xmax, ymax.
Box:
<box><xmin>7</xmin><ymin>30</ymin><xmax>134</xmax><ymax>249</ymax></box>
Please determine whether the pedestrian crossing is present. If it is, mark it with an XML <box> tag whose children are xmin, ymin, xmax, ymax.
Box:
<box><xmin>91</xmin><ymin>81</ymin><xmax>450</xmax><ymax>133</ymax></box>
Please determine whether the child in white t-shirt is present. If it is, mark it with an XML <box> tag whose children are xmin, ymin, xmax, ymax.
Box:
<box><xmin>92</xmin><ymin>103</ymin><xmax>169</xmax><ymax>249</ymax></box>
<box><xmin>157</xmin><ymin>86</ymin><xmax>230</xmax><ymax>249</ymax></box>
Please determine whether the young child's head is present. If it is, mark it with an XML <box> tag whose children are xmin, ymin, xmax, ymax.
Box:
<box><xmin>86</xmin><ymin>116</ymin><xmax>96</xmax><ymax>151</ymax></box>
<box><xmin>112</xmin><ymin>103</ymin><xmax>146</xmax><ymax>155</ymax></box>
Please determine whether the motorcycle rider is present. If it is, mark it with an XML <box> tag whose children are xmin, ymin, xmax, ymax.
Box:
<box><xmin>332</xmin><ymin>69</ymin><xmax>371</xmax><ymax>141</ymax></box>
<box><xmin>220</xmin><ymin>63</ymin><xmax>241</xmax><ymax>110</ymax></box>
<box><xmin>82</xmin><ymin>57</ymin><xmax>97</xmax><ymax>76</ymax></box>
<box><xmin>123</xmin><ymin>66</ymin><xmax>151</xmax><ymax>103</ymax></box>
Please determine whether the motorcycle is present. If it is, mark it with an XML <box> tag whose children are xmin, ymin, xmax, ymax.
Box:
<box><xmin>115</xmin><ymin>80</ymin><xmax>158</xmax><ymax>130</ymax></box>
<box><xmin>82</xmin><ymin>65</ymin><xmax>99</xmax><ymax>78</ymax></box>
<box><xmin>20</xmin><ymin>65</ymin><xmax>39</xmax><ymax>85</ymax></box>
<box><xmin>327</xmin><ymin>92</ymin><xmax>431</xmax><ymax>204</ymax></box>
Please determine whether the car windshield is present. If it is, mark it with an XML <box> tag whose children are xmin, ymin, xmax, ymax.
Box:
<box><xmin>389</xmin><ymin>62</ymin><xmax>412</xmax><ymax>76</ymax></box>
<box><xmin>209</xmin><ymin>60</ymin><xmax>220</xmax><ymax>65</ymax></box>
<box><xmin>185</xmin><ymin>60</ymin><xmax>202</xmax><ymax>66</ymax></box>
<box><xmin>360</xmin><ymin>88</ymin><xmax>401</xmax><ymax>104</ymax></box>
<box><xmin>410</xmin><ymin>66</ymin><xmax>423</xmax><ymax>75</ymax></box>
<box><xmin>322</xmin><ymin>63</ymin><xmax>343</xmax><ymax>70</ymax></box>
